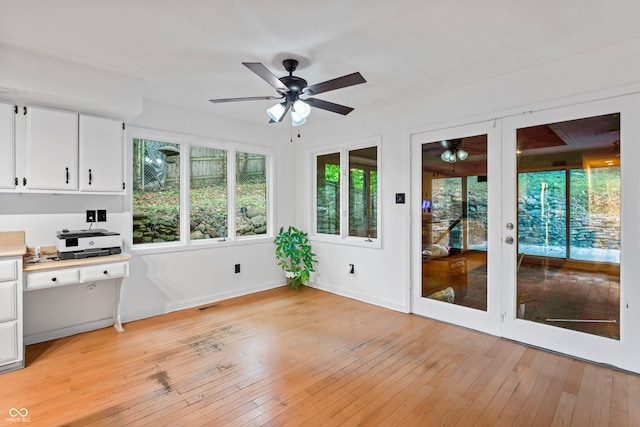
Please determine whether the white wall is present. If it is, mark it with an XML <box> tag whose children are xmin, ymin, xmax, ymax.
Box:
<box><xmin>0</xmin><ymin>43</ymin><xmax>146</xmax><ymax>120</ymax></box>
<box><xmin>296</xmin><ymin>37</ymin><xmax>640</xmax><ymax>313</ymax></box>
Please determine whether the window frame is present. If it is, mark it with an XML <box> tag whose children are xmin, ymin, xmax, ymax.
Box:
<box><xmin>311</xmin><ymin>136</ymin><xmax>381</xmax><ymax>248</ymax></box>
<box><xmin>126</xmin><ymin>127</ymin><xmax>275</xmax><ymax>255</ymax></box>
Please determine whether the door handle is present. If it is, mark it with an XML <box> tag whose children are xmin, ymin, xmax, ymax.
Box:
<box><xmin>505</xmin><ymin>236</ymin><xmax>514</xmax><ymax>244</ymax></box>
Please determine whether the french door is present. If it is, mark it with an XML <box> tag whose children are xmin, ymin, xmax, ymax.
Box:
<box><xmin>412</xmin><ymin>94</ymin><xmax>640</xmax><ymax>372</ymax></box>
<box><xmin>411</xmin><ymin>120</ymin><xmax>503</xmax><ymax>336</ymax></box>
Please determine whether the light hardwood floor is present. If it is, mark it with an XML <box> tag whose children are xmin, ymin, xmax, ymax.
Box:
<box><xmin>1</xmin><ymin>286</ymin><xmax>639</xmax><ymax>426</ymax></box>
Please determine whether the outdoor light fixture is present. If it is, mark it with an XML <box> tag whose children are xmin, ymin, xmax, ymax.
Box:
<box><xmin>440</xmin><ymin>140</ymin><xmax>468</xmax><ymax>163</ymax></box>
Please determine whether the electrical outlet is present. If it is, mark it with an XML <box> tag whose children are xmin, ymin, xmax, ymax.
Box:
<box><xmin>97</xmin><ymin>209</ymin><xmax>107</xmax><ymax>222</ymax></box>
<box><xmin>235</xmin><ymin>264</ymin><xmax>241</xmax><ymax>274</ymax></box>
<box><xmin>86</xmin><ymin>210</ymin><xmax>96</xmax><ymax>223</ymax></box>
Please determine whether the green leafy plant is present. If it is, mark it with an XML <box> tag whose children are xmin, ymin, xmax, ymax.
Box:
<box><xmin>274</xmin><ymin>226</ymin><xmax>318</xmax><ymax>289</ymax></box>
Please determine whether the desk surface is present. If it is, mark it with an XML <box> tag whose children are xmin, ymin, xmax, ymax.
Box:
<box><xmin>23</xmin><ymin>253</ymin><xmax>132</xmax><ymax>273</ymax></box>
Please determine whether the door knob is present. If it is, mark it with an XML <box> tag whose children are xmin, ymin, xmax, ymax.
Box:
<box><xmin>506</xmin><ymin>223</ymin><xmax>514</xmax><ymax>230</ymax></box>
<box><xmin>505</xmin><ymin>236</ymin><xmax>514</xmax><ymax>244</ymax></box>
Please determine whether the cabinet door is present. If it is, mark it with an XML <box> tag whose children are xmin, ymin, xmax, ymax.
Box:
<box><xmin>79</xmin><ymin>115</ymin><xmax>124</xmax><ymax>192</ymax></box>
<box><xmin>0</xmin><ymin>322</ymin><xmax>18</xmax><ymax>366</ymax></box>
<box><xmin>0</xmin><ymin>103</ymin><xmax>15</xmax><ymax>189</ymax></box>
<box><xmin>25</xmin><ymin>106</ymin><xmax>78</xmax><ymax>190</ymax></box>
<box><xmin>0</xmin><ymin>281</ymin><xmax>17</xmax><ymax>323</ymax></box>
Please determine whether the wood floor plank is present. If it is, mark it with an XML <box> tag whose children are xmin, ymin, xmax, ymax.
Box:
<box><xmin>551</xmin><ymin>391</ymin><xmax>578</xmax><ymax>426</ymax></box>
<box><xmin>0</xmin><ymin>286</ymin><xmax>638</xmax><ymax>426</ymax></box>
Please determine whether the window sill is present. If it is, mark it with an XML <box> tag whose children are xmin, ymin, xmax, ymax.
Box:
<box><xmin>310</xmin><ymin>234</ymin><xmax>382</xmax><ymax>249</ymax></box>
<box><xmin>129</xmin><ymin>235</ymin><xmax>274</xmax><ymax>256</ymax></box>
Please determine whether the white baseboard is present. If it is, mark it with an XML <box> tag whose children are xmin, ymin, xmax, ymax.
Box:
<box><xmin>122</xmin><ymin>280</ymin><xmax>284</xmax><ymax>324</ymax></box>
<box><xmin>24</xmin><ymin>318</ymin><xmax>116</xmax><ymax>345</ymax></box>
<box><xmin>309</xmin><ymin>281</ymin><xmax>409</xmax><ymax>313</ymax></box>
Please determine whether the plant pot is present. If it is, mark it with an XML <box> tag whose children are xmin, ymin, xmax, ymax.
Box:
<box><xmin>285</xmin><ymin>271</ymin><xmax>302</xmax><ymax>289</ymax></box>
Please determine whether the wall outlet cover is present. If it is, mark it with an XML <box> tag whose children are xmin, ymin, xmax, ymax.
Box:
<box><xmin>86</xmin><ymin>210</ymin><xmax>96</xmax><ymax>223</ymax></box>
<box><xmin>97</xmin><ymin>210</ymin><xmax>107</xmax><ymax>222</ymax></box>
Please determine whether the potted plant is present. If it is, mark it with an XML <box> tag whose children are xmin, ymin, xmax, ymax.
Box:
<box><xmin>274</xmin><ymin>226</ymin><xmax>318</xmax><ymax>289</ymax></box>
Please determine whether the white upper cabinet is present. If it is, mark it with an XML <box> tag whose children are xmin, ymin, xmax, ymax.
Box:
<box><xmin>25</xmin><ymin>106</ymin><xmax>78</xmax><ymax>191</ymax></box>
<box><xmin>0</xmin><ymin>104</ymin><xmax>15</xmax><ymax>189</ymax></box>
<box><xmin>79</xmin><ymin>115</ymin><xmax>124</xmax><ymax>192</ymax></box>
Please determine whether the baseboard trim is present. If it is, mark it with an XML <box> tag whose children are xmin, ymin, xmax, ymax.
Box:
<box><xmin>24</xmin><ymin>318</ymin><xmax>115</xmax><ymax>345</ymax></box>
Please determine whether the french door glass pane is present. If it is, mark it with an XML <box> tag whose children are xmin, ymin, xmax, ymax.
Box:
<box><xmin>516</xmin><ymin>113</ymin><xmax>620</xmax><ymax>339</ymax></box>
<box><xmin>421</xmin><ymin>135</ymin><xmax>488</xmax><ymax>311</ymax></box>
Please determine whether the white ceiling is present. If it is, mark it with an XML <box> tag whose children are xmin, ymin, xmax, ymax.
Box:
<box><xmin>3</xmin><ymin>0</ymin><xmax>640</xmax><ymax>126</ymax></box>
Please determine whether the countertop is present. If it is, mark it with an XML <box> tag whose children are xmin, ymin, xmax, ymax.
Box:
<box><xmin>0</xmin><ymin>231</ymin><xmax>27</xmax><ymax>257</ymax></box>
<box><xmin>23</xmin><ymin>253</ymin><xmax>132</xmax><ymax>273</ymax></box>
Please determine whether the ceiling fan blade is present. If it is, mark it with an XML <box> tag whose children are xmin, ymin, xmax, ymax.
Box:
<box><xmin>303</xmin><ymin>72</ymin><xmax>366</xmax><ymax>96</ymax></box>
<box><xmin>209</xmin><ymin>95</ymin><xmax>284</xmax><ymax>104</ymax></box>
<box><xmin>243</xmin><ymin>62</ymin><xmax>289</xmax><ymax>93</ymax></box>
<box><xmin>305</xmin><ymin>98</ymin><xmax>354</xmax><ymax>115</ymax></box>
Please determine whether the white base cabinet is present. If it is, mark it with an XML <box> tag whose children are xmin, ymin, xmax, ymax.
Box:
<box><xmin>0</xmin><ymin>257</ymin><xmax>23</xmax><ymax>374</ymax></box>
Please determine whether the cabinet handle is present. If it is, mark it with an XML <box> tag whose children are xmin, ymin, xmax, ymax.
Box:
<box><xmin>14</xmin><ymin>177</ymin><xmax>18</xmax><ymax>186</ymax></box>
<box><xmin>65</xmin><ymin>167</ymin><xmax>69</xmax><ymax>184</ymax></box>
<box><xmin>23</xmin><ymin>177</ymin><xmax>26</xmax><ymax>186</ymax></box>
<box><xmin>103</xmin><ymin>270</ymin><xmax>108</xmax><ymax>275</ymax></box>
<box><xmin>51</xmin><ymin>277</ymin><xmax>57</xmax><ymax>282</ymax></box>
<box><xmin>89</xmin><ymin>169</ymin><xmax>92</xmax><ymax>185</ymax></box>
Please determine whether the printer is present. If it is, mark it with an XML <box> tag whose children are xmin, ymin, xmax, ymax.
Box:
<box><xmin>56</xmin><ymin>228</ymin><xmax>122</xmax><ymax>260</ymax></box>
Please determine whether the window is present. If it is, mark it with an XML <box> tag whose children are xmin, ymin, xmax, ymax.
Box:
<box><xmin>235</xmin><ymin>152</ymin><xmax>267</xmax><ymax>237</ymax></box>
<box><xmin>132</xmin><ymin>138</ymin><xmax>181</xmax><ymax>244</ymax></box>
<box><xmin>130</xmin><ymin>131</ymin><xmax>271</xmax><ymax>248</ymax></box>
<box><xmin>349</xmin><ymin>147</ymin><xmax>377</xmax><ymax>238</ymax></box>
<box><xmin>316</xmin><ymin>153</ymin><xmax>340</xmax><ymax>235</ymax></box>
<box><xmin>314</xmin><ymin>139</ymin><xmax>380</xmax><ymax>244</ymax></box>
<box><xmin>190</xmin><ymin>145</ymin><xmax>228</xmax><ymax>240</ymax></box>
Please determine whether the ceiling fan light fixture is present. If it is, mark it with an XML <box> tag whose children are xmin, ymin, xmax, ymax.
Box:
<box><xmin>293</xmin><ymin>99</ymin><xmax>311</xmax><ymax>119</ymax></box>
<box><xmin>291</xmin><ymin>109</ymin><xmax>307</xmax><ymax>126</ymax></box>
<box><xmin>267</xmin><ymin>102</ymin><xmax>287</xmax><ymax>122</ymax></box>
<box><xmin>441</xmin><ymin>150</ymin><xmax>456</xmax><ymax>163</ymax></box>
<box><xmin>456</xmin><ymin>149</ymin><xmax>468</xmax><ymax>161</ymax></box>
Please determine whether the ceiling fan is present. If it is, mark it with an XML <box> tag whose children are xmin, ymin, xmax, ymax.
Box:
<box><xmin>209</xmin><ymin>59</ymin><xmax>366</xmax><ymax>126</ymax></box>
